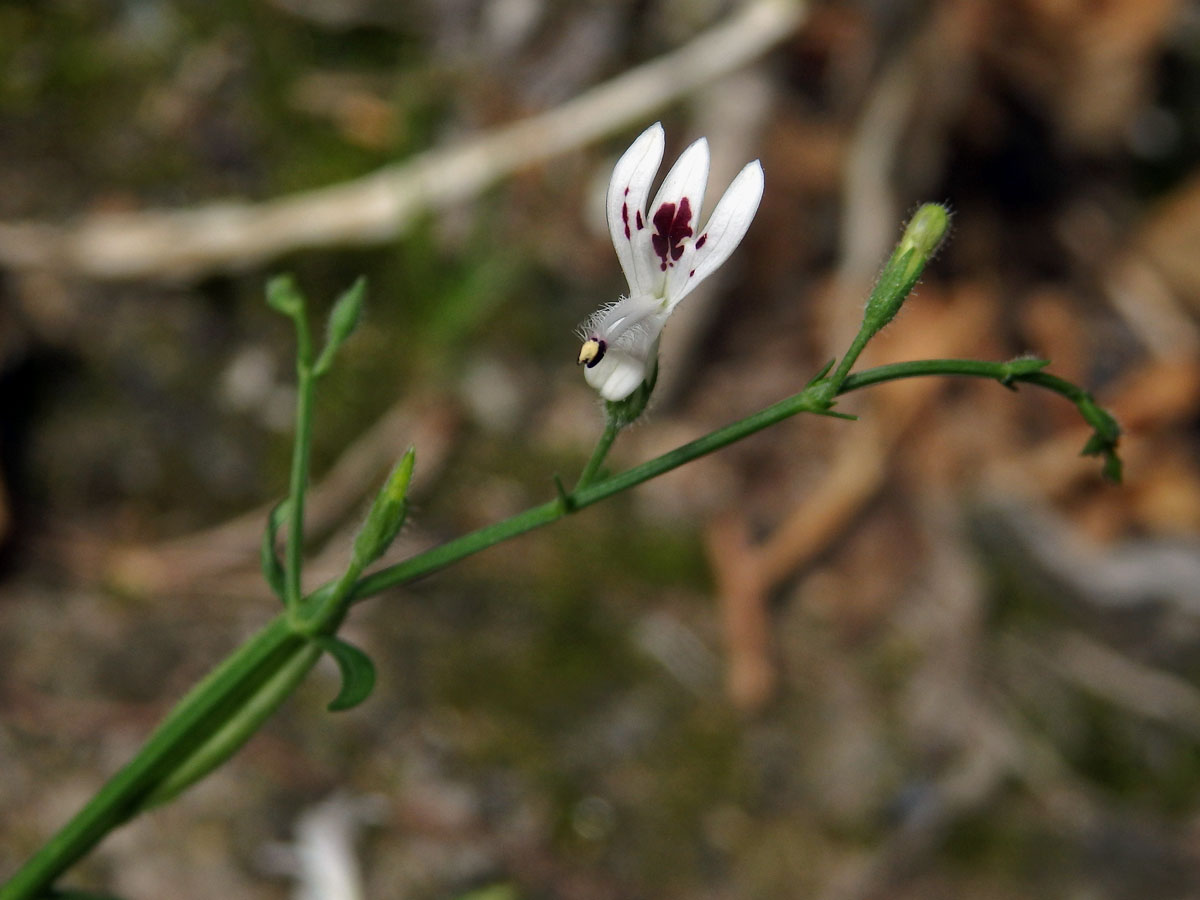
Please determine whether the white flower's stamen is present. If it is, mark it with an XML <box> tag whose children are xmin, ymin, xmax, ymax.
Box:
<box><xmin>578</xmin><ymin>338</ymin><xmax>606</xmax><ymax>367</ymax></box>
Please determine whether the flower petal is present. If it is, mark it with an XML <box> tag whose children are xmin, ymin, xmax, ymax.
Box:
<box><xmin>584</xmin><ymin>346</ymin><xmax>652</xmax><ymax>401</ymax></box>
<box><xmin>584</xmin><ymin>126</ymin><xmax>764</xmax><ymax>404</ymax></box>
<box><xmin>665</xmin><ymin>159</ymin><xmax>764</xmax><ymax>307</ymax></box>
<box><xmin>643</xmin><ymin>138</ymin><xmax>710</xmax><ymax>297</ymax></box>
<box><xmin>579</xmin><ymin>295</ymin><xmax>667</xmax><ymax>401</ymax></box>
<box><xmin>607</xmin><ymin>123</ymin><xmax>664</xmax><ymax>299</ymax></box>
<box><xmin>580</xmin><ymin>293</ymin><xmax>664</xmax><ymax>347</ymax></box>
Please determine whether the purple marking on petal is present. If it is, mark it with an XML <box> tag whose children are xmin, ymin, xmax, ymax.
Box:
<box><xmin>636</xmin><ymin>211</ymin><xmax>643</xmax><ymax>230</ymax></box>
<box><xmin>652</xmin><ymin>203</ymin><xmax>674</xmax><ymax>269</ymax></box>
<box><xmin>689</xmin><ymin>269</ymin><xmax>695</xmax><ymax>277</ymax></box>
<box><xmin>695</xmin><ymin>233</ymin><xmax>707</xmax><ymax>249</ymax></box>
<box><xmin>622</xmin><ymin>202</ymin><xmax>631</xmax><ymax>240</ymax></box>
<box><xmin>651</xmin><ymin>197</ymin><xmax>694</xmax><ymax>270</ymax></box>
<box><xmin>624</xmin><ymin>187</ymin><xmax>629</xmax><ymax>196</ymax></box>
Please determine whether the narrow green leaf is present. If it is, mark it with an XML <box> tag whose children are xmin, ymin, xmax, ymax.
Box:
<box><xmin>1081</xmin><ymin>431</ymin><xmax>1123</xmax><ymax>483</ymax></box>
<box><xmin>811</xmin><ymin>408</ymin><xmax>858</xmax><ymax>421</ymax></box>
<box><xmin>999</xmin><ymin>356</ymin><xmax>1050</xmax><ymax>388</ymax></box>
<box><xmin>313</xmin><ymin>277</ymin><xmax>367</xmax><ymax>376</ymax></box>
<box><xmin>806</xmin><ymin>358</ymin><xmax>837</xmax><ymax>387</ymax></box>
<box><xmin>313</xmin><ymin>636</ymin><xmax>377</xmax><ymax>711</ymax></box>
<box><xmin>552</xmin><ymin>473</ymin><xmax>576</xmax><ymax>513</ymax></box>
<box><xmin>1075</xmin><ymin>393</ymin><xmax>1122</xmax><ymax>483</ymax></box>
<box><xmin>140</xmin><ymin>633</ymin><xmax>322</xmax><ymax>809</ymax></box>
<box><xmin>260</xmin><ymin>500</ymin><xmax>290</xmax><ymax>602</ymax></box>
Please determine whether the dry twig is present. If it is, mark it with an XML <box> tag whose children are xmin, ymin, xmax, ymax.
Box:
<box><xmin>706</xmin><ymin>289</ymin><xmax>995</xmax><ymax>711</ymax></box>
<box><xmin>0</xmin><ymin>0</ymin><xmax>806</xmax><ymax>281</ymax></box>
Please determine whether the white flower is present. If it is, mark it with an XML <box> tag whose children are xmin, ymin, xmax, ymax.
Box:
<box><xmin>577</xmin><ymin>122</ymin><xmax>765</xmax><ymax>401</ymax></box>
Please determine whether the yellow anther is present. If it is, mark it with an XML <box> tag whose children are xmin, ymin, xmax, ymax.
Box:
<box><xmin>578</xmin><ymin>339</ymin><xmax>605</xmax><ymax>367</ymax></box>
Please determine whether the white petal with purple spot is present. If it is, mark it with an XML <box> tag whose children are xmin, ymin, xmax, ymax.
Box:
<box><xmin>665</xmin><ymin>159</ymin><xmax>764</xmax><ymax>307</ymax></box>
<box><xmin>606</xmin><ymin>123</ymin><xmax>664</xmax><ymax>300</ymax></box>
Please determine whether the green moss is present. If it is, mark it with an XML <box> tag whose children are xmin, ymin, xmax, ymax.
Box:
<box><xmin>942</xmin><ymin>803</ymin><xmax>1065</xmax><ymax>878</ymax></box>
<box><xmin>1067</xmin><ymin>696</ymin><xmax>1200</xmax><ymax>811</ymax></box>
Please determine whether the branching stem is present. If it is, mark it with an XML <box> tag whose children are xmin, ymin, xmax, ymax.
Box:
<box><xmin>0</xmin><ymin>355</ymin><xmax>1115</xmax><ymax>900</ymax></box>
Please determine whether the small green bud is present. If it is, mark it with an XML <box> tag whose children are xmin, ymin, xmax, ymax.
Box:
<box><xmin>314</xmin><ymin>277</ymin><xmax>367</xmax><ymax>376</ymax></box>
<box><xmin>328</xmin><ymin>278</ymin><xmax>364</xmax><ymax>344</ymax></box>
<box><xmin>266</xmin><ymin>274</ymin><xmax>305</xmax><ymax>318</ymax></box>
<box><xmin>897</xmin><ymin>203</ymin><xmax>950</xmax><ymax>269</ymax></box>
<box><xmin>862</xmin><ymin>203</ymin><xmax>951</xmax><ymax>338</ymax></box>
<box><xmin>382</xmin><ymin>446</ymin><xmax>416</xmax><ymax>502</ymax></box>
<box><xmin>352</xmin><ymin>447</ymin><xmax>415</xmax><ymax>568</ymax></box>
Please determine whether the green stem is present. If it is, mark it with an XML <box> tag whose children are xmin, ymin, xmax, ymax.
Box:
<box><xmin>299</xmin><ymin>557</ymin><xmax>362</xmax><ymax>638</ymax></box>
<box><xmin>837</xmin><ymin>357</ymin><xmax>1044</xmax><ymax>392</ymax></box>
<box><xmin>348</xmin><ymin>389</ymin><xmax>823</xmax><ymax>596</ymax></box>
<box><xmin>575</xmin><ymin>418</ymin><xmax>621</xmax><ymax>490</ymax></box>
<box><xmin>1</xmin><ymin>356</ymin><xmax>1107</xmax><ymax>900</ymax></box>
<box><xmin>0</xmin><ymin>616</ymin><xmax>300</xmax><ymax>900</ymax></box>
<box><xmin>346</xmin><ymin>357</ymin><xmax>1079</xmax><ymax>601</ymax></box>
<box><xmin>285</xmin><ymin>355</ymin><xmax>315</xmax><ymax>611</ymax></box>
<box><xmin>827</xmin><ymin>328</ymin><xmax>872</xmax><ymax>394</ymax></box>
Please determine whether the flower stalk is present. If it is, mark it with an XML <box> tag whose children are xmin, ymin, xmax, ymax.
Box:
<box><xmin>344</xmin><ymin>354</ymin><xmax>1119</xmax><ymax>605</ymax></box>
<box><xmin>267</xmin><ymin>275</ymin><xmax>317</xmax><ymax>610</ymax></box>
<box><xmin>825</xmin><ymin>203</ymin><xmax>951</xmax><ymax>400</ymax></box>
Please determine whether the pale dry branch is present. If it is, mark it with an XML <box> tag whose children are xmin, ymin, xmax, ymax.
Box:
<box><xmin>0</xmin><ymin>0</ymin><xmax>805</xmax><ymax>282</ymax></box>
<box><xmin>1020</xmin><ymin>631</ymin><xmax>1200</xmax><ymax>741</ymax></box>
<box><xmin>827</xmin><ymin>2</ymin><xmax>979</xmax><ymax>354</ymax></box>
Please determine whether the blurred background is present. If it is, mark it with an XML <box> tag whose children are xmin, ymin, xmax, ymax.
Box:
<box><xmin>3</xmin><ymin>0</ymin><xmax>1200</xmax><ymax>897</ymax></box>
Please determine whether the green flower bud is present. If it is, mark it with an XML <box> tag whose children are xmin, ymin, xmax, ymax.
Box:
<box><xmin>862</xmin><ymin>203</ymin><xmax>951</xmax><ymax>337</ymax></box>
<box><xmin>266</xmin><ymin>274</ymin><xmax>305</xmax><ymax>318</ymax></box>
<box><xmin>897</xmin><ymin>203</ymin><xmax>950</xmax><ymax>268</ymax></box>
<box><xmin>328</xmin><ymin>278</ymin><xmax>364</xmax><ymax>344</ymax></box>
<box><xmin>352</xmin><ymin>448</ymin><xmax>415</xmax><ymax>569</ymax></box>
<box><xmin>314</xmin><ymin>277</ymin><xmax>367</xmax><ymax>376</ymax></box>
